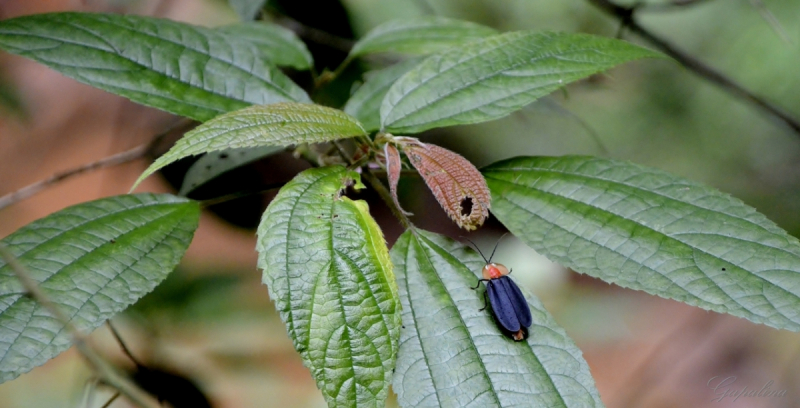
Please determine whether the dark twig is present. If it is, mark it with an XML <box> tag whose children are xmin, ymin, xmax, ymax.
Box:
<box><xmin>632</xmin><ymin>0</ymin><xmax>713</xmax><ymax>11</ymax></box>
<box><xmin>107</xmin><ymin>321</ymin><xmax>144</xmax><ymax>368</ymax></box>
<box><xmin>588</xmin><ymin>0</ymin><xmax>800</xmax><ymax>136</ymax></box>
<box><xmin>273</xmin><ymin>15</ymin><xmax>354</xmax><ymax>52</ymax></box>
<box><xmin>99</xmin><ymin>391</ymin><xmax>121</xmax><ymax>408</ymax></box>
<box><xmin>198</xmin><ymin>182</ymin><xmax>288</xmax><ymax>209</ymax></box>
<box><xmin>0</xmin><ymin>145</ymin><xmax>148</xmax><ymax>211</ymax></box>
<box><xmin>0</xmin><ymin>246</ymin><xmax>160</xmax><ymax>408</ymax></box>
<box><xmin>0</xmin><ymin>119</ymin><xmax>191</xmax><ymax>211</ymax></box>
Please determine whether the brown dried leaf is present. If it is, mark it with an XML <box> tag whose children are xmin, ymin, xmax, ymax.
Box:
<box><xmin>402</xmin><ymin>142</ymin><xmax>490</xmax><ymax>230</ymax></box>
<box><xmin>384</xmin><ymin>143</ymin><xmax>412</xmax><ymax>215</ymax></box>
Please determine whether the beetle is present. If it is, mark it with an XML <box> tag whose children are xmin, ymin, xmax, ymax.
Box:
<box><xmin>465</xmin><ymin>237</ymin><xmax>532</xmax><ymax>341</ymax></box>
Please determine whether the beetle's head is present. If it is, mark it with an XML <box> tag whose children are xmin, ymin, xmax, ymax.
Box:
<box><xmin>482</xmin><ymin>262</ymin><xmax>509</xmax><ymax>280</ymax></box>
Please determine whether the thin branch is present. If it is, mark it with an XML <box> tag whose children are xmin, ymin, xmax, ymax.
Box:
<box><xmin>633</xmin><ymin>0</ymin><xmax>714</xmax><ymax>11</ymax></box>
<box><xmin>99</xmin><ymin>392</ymin><xmax>121</xmax><ymax>408</ymax></box>
<box><xmin>588</xmin><ymin>0</ymin><xmax>800</xmax><ymax>136</ymax></box>
<box><xmin>0</xmin><ymin>145</ymin><xmax>147</xmax><ymax>211</ymax></box>
<box><xmin>0</xmin><ymin>246</ymin><xmax>161</xmax><ymax>408</ymax></box>
<box><xmin>0</xmin><ymin>119</ymin><xmax>192</xmax><ymax>211</ymax></box>
<box><xmin>272</xmin><ymin>15</ymin><xmax>354</xmax><ymax>52</ymax></box>
<box><xmin>198</xmin><ymin>182</ymin><xmax>287</xmax><ymax>209</ymax></box>
<box><xmin>107</xmin><ymin>321</ymin><xmax>144</xmax><ymax>369</ymax></box>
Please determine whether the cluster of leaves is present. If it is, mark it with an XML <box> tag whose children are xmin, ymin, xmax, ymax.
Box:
<box><xmin>2</xmin><ymin>6</ymin><xmax>800</xmax><ymax>408</ymax></box>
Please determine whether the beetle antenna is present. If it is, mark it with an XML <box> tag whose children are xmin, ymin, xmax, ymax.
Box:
<box><xmin>460</xmin><ymin>236</ymin><xmax>489</xmax><ymax>264</ymax></box>
<box><xmin>487</xmin><ymin>233</ymin><xmax>509</xmax><ymax>263</ymax></box>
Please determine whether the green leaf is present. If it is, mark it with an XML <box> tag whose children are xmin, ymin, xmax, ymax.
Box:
<box><xmin>0</xmin><ymin>194</ymin><xmax>199</xmax><ymax>384</ymax></box>
<box><xmin>484</xmin><ymin>156</ymin><xmax>800</xmax><ymax>332</ymax></box>
<box><xmin>0</xmin><ymin>12</ymin><xmax>310</xmax><ymax>121</ymax></box>
<box><xmin>344</xmin><ymin>59</ymin><xmax>421</xmax><ymax>132</ymax></box>
<box><xmin>380</xmin><ymin>31</ymin><xmax>661</xmax><ymax>134</ymax></box>
<box><xmin>133</xmin><ymin>102</ymin><xmax>366</xmax><ymax>190</ymax></box>
<box><xmin>257</xmin><ymin>166</ymin><xmax>400</xmax><ymax>407</ymax></box>
<box><xmin>391</xmin><ymin>229</ymin><xmax>603</xmax><ymax>408</ymax></box>
<box><xmin>350</xmin><ymin>16</ymin><xmax>497</xmax><ymax>58</ymax></box>
<box><xmin>227</xmin><ymin>0</ymin><xmax>267</xmax><ymax>21</ymax></box>
<box><xmin>217</xmin><ymin>22</ymin><xmax>313</xmax><ymax>70</ymax></box>
<box><xmin>179</xmin><ymin>145</ymin><xmax>285</xmax><ymax>196</ymax></box>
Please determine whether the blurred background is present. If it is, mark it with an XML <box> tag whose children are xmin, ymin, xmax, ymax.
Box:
<box><xmin>1</xmin><ymin>0</ymin><xmax>800</xmax><ymax>407</ymax></box>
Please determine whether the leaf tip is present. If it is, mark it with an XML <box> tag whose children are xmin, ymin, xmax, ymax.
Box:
<box><xmin>400</xmin><ymin>140</ymin><xmax>490</xmax><ymax>230</ymax></box>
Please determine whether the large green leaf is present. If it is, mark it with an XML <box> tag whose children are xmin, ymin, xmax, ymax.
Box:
<box><xmin>344</xmin><ymin>59</ymin><xmax>421</xmax><ymax>132</ymax></box>
<box><xmin>217</xmin><ymin>22</ymin><xmax>313</xmax><ymax>70</ymax></box>
<box><xmin>484</xmin><ymin>156</ymin><xmax>800</xmax><ymax>331</ymax></box>
<box><xmin>0</xmin><ymin>12</ymin><xmax>310</xmax><ymax>121</ymax></box>
<box><xmin>133</xmin><ymin>102</ymin><xmax>366</xmax><ymax>190</ymax></box>
<box><xmin>380</xmin><ymin>31</ymin><xmax>661</xmax><ymax>134</ymax></box>
<box><xmin>391</xmin><ymin>229</ymin><xmax>602</xmax><ymax>407</ymax></box>
<box><xmin>179</xmin><ymin>145</ymin><xmax>285</xmax><ymax>196</ymax></box>
<box><xmin>349</xmin><ymin>16</ymin><xmax>497</xmax><ymax>58</ymax></box>
<box><xmin>257</xmin><ymin>166</ymin><xmax>400</xmax><ymax>407</ymax></box>
<box><xmin>0</xmin><ymin>194</ymin><xmax>199</xmax><ymax>383</ymax></box>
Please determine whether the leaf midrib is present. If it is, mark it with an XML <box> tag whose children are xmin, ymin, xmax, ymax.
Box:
<box><xmin>24</xmin><ymin>217</ymin><xmax>185</xmax><ymax>364</ymax></box>
<box><xmin>0</xmin><ymin>16</ymin><xmax>302</xmax><ymax>105</ymax></box>
<box><xmin>414</xmin><ymin>232</ymin><xmax>503</xmax><ymax>407</ymax></box>
<box><xmin>383</xmin><ymin>33</ymin><xmax>600</xmax><ymax>127</ymax></box>
<box><xmin>485</xmin><ymin>164</ymin><xmax>794</xmax><ymax>252</ymax></box>
<box><xmin>0</xmin><ymin>206</ymin><xmax>187</xmax><ymax>369</ymax></box>
<box><xmin>487</xmin><ymin>176</ymin><xmax>797</xmax><ymax>325</ymax></box>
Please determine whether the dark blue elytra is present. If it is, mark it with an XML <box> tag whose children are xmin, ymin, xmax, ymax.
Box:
<box><xmin>465</xmin><ymin>236</ymin><xmax>533</xmax><ymax>341</ymax></box>
<box><xmin>485</xmin><ymin>276</ymin><xmax>532</xmax><ymax>337</ymax></box>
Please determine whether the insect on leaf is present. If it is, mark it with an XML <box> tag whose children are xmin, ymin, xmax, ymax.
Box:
<box><xmin>484</xmin><ymin>155</ymin><xmax>800</xmax><ymax>332</ymax></box>
<box><xmin>391</xmin><ymin>230</ymin><xmax>604</xmax><ymax>407</ymax></box>
<box><xmin>402</xmin><ymin>142</ymin><xmax>490</xmax><ymax>230</ymax></box>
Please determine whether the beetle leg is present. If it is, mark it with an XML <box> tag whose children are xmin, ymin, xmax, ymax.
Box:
<box><xmin>479</xmin><ymin>289</ymin><xmax>490</xmax><ymax>311</ymax></box>
<box><xmin>471</xmin><ymin>278</ymin><xmax>489</xmax><ymax>290</ymax></box>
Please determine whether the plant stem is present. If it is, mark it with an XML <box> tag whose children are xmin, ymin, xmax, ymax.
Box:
<box><xmin>0</xmin><ymin>119</ymin><xmax>193</xmax><ymax>211</ymax></box>
<box><xmin>588</xmin><ymin>0</ymin><xmax>800</xmax><ymax>136</ymax></box>
<box><xmin>361</xmin><ymin>167</ymin><xmax>412</xmax><ymax>230</ymax></box>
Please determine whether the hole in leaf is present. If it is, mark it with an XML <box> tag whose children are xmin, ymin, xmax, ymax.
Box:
<box><xmin>460</xmin><ymin>196</ymin><xmax>473</xmax><ymax>216</ymax></box>
<box><xmin>219</xmin><ymin>153</ymin><xmax>229</xmax><ymax>159</ymax></box>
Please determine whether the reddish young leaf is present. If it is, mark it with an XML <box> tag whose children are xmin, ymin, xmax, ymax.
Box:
<box><xmin>384</xmin><ymin>143</ymin><xmax>412</xmax><ymax>215</ymax></box>
<box><xmin>402</xmin><ymin>142</ymin><xmax>490</xmax><ymax>230</ymax></box>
